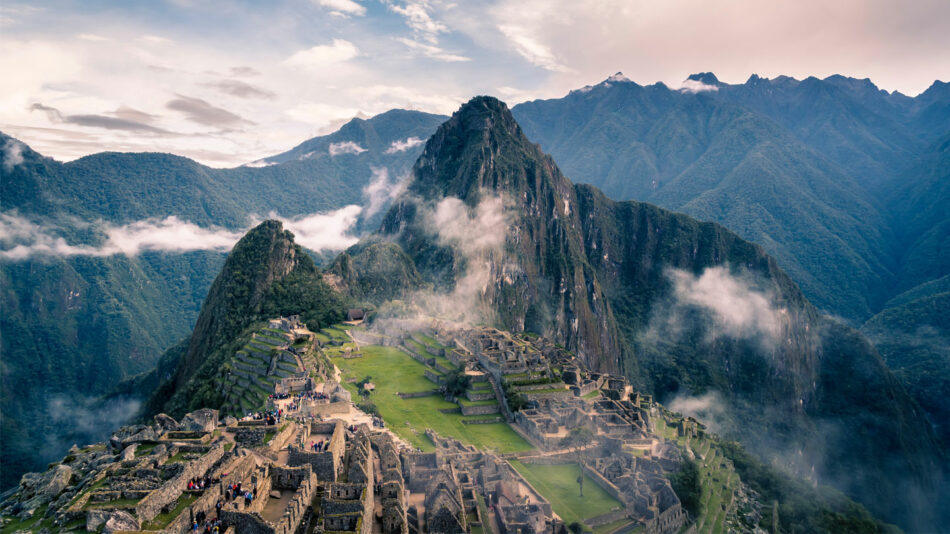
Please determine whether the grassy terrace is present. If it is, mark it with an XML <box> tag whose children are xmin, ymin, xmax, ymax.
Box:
<box><xmin>142</xmin><ymin>494</ymin><xmax>198</xmax><ymax>530</ymax></box>
<box><xmin>510</xmin><ymin>461</ymin><xmax>621</xmax><ymax>529</ymax></box>
<box><xmin>655</xmin><ymin>415</ymin><xmax>739</xmax><ymax>534</ymax></box>
<box><xmin>334</xmin><ymin>345</ymin><xmax>531</xmax><ymax>454</ymax></box>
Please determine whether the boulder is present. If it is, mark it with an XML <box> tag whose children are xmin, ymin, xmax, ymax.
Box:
<box><xmin>118</xmin><ymin>444</ymin><xmax>137</xmax><ymax>462</ymax></box>
<box><xmin>180</xmin><ymin>408</ymin><xmax>219</xmax><ymax>432</ymax></box>
<box><xmin>270</xmin><ymin>490</ymin><xmax>282</xmax><ymax>499</ymax></box>
<box><xmin>154</xmin><ymin>413</ymin><xmax>179</xmax><ymax>431</ymax></box>
<box><xmin>122</xmin><ymin>426</ymin><xmax>158</xmax><ymax>445</ymax></box>
<box><xmin>223</xmin><ymin>416</ymin><xmax>238</xmax><ymax>426</ymax></box>
<box><xmin>86</xmin><ymin>509</ymin><xmax>111</xmax><ymax>531</ymax></box>
<box><xmin>67</xmin><ymin>444</ymin><xmax>81</xmax><ymax>456</ymax></box>
<box><xmin>19</xmin><ymin>464</ymin><xmax>72</xmax><ymax>502</ymax></box>
<box><xmin>102</xmin><ymin>510</ymin><xmax>139</xmax><ymax>534</ymax></box>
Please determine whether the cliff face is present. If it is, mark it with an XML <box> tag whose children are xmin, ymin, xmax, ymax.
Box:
<box><xmin>374</xmin><ymin>96</ymin><xmax>627</xmax><ymax>372</ymax></box>
<box><xmin>147</xmin><ymin>220</ymin><xmax>343</xmax><ymax>416</ymax></box>
<box><xmin>335</xmin><ymin>96</ymin><xmax>946</xmax><ymax>530</ymax></box>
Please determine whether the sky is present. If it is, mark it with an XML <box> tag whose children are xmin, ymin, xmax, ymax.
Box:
<box><xmin>1</xmin><ymin>0</ymin><xmax>948</xmax><ymax>167</ymax></box>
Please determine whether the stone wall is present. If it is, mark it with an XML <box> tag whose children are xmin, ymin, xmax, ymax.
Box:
<box><xmin>233</xmin><ymin>426</ymin><xmax>269</xmax><ymax>447</ymax></box>
<box><xmin>134</xmin><ymin>443</ymin><xmax>225</xmax><ymax>523</ymax></box>
<box><xmin>459</xmin><ymin>403</ymin><xmax>499</xmax><ymax>416</ymax></box>
<box><xmin>268</xmin><ymin>424</ymin><xmax>297</xmax><ymax>452</ymax></box>
<box><xmin>271</xmin><ymin>465</ymin><xmax>312</xmax><ymax>490</ymax></box>
<box><xmin>397</xmin><ymin>391</ymin><xmax>439</xmax><ymax>399</ymax></box>
<box><xmin>272</xmin><ymin>471</ymin><xmax>318</xmax><ymax>534</ymax></box>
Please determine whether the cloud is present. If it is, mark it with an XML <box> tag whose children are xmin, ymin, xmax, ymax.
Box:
<box><xmin>382</xmin><ymin>193</ymin><xmax>514</xmax><ymax>325</ymax></box>
<box><xmin>670</xmin><ymin>267</ymin><xmax>783</xmax><ymax>341</ymax></box>
<box><xmin>228</xmin><ymin>66</ymin><xmax>261</xmax><ymax>77</ymax></box>
<box><xmin>328</xmin><ymin>140</ymin><xmax>367</xmax><ymax>156</ymax></box>
<box><xmin>109</xmin><ymin>106</ymin><xmax>159</xmax><ymax>124</ymax></box>
<box><xmin>0</xmin><ymin>214</ymin><xmax>243</xmax><ymax>260</ymax></box>
<box><xmin>76</xmin><ymin>33</ymin><xmax>110</xmax><ymax>42</ymax></box>
<box><xmin>201</xmin><ymin>79</ymin><xmax>276</xmax><ymax>99</ymax></box>
<box><xmin>384</xmin><ymin>136</ymin><xmax>424</xmax><ymax>154</ymax></box>
<box><xmin>268</xmin><ymin>205</ymin><xmax>363</xmax><ymax>251</ymax></box>
<box><xmin>30</xmin><ymin>103</ymin><xmax>172</xmax><ymax>134</ymax></box>
<box><xmin>384</xmin><ymin>0</ymin><xmax>448</xmax><ymax>44</ymax></box>
<box><xmin>284</xmin><ymin>39</ymin><xmax>359</xmax><ymax>69</ymax></box>
<box><xmin>362</xmin><ymin>167</ymin><xmax>406</xmax><ymax>217</ymax></box>
<box><xmin>396</xmin><ymin>38</ymin><xmax>469</xmax><ymax>62</ymax></box>
<box><xmin>430</xmin><ymin>196</ymin><xmax>509</xmax><ymax>257</ymax></box>
<box><xmin>679</xmin><ymin>79</ymin><xmax>719</xmax><ymax>93</ymax></box>
<box><xmin>641</xmin><ymin>266</ymin><xmax>786</xmax><ymax>351</ymax></box>
<box><xmin>0</xmin><ymin>207</ymin><xmax>364</xmax><ymax>260</ymax></box>
<box><xmin>2</xmin><ymin>139</ymin><xmax>25</xmax><ymax>172</ymax></box>
<box><xmin>166</xmin><ymin>94</ymin><xmax>251</xmax><ymax>128</ymax></box>
<box><xmin>42</xmin><ymin>394</ymin><xmax>141</xmax><ymax>463</ymax></box>
<box><xmin>668</xmin><ymin>391</ymin><xmax>728</xmax><ymax>432</ymax></box>
<box><xmin>316</xmin><ymin>0</ymin><xmax>366</xmax><ymax>17</ymax></box>
<box><xmin>498</xmin><ymin>24</ymin><xmax>571</xmax><ymax>73</ymax></box>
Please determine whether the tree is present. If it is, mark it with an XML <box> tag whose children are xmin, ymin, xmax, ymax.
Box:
<box><xmin>568</xmin><ymin>521</ymin><xmax>584</xmax><ymax>534</ymax></box>
<box><xmin>442</xmin><ymin>369</ymin><xmax>471</xmax><ymax>398</ymax></box>
<box><xmin>560</xmin><ymin>427</ymin><xmax>595</xmax><ymax>497</ymax></box>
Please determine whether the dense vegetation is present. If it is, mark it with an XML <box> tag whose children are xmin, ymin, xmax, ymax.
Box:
<box><xmin>717</xmin><ymin>440</ymin><xmax>898</xmax><ymax>534</ymax></box>
<box><xmin>511</xmin><ymin>73</ymin><xmax>948</xmax><ymax>324</ymax></box>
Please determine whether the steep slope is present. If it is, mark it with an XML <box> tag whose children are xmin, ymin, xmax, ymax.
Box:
<box><xmin>337</xmin><ymin>96</ymin><xmax>627</xmax><ymax>371</ymax></box>
<box><xmin>862</xmin><ymin>275</ymin><xmax>950</xmax><ymax>447</ymax></box>
<box><xmin>511</xmin><ymin>77</ymin><xmax>899</xmax><ymax>321</ymax></box>
<box><xmin>337</xmin><ymin>96</ymin><xmax>946</xmax><ymax>531</ymax></box>
<box><xmin>886</xmin><ymin>133</ymin><xmax>950</xmax><ymax>294</ymax></box>
<box><xmin>146</xmin><ymin>220</ymin><xmax>344</xmax><ymax>417</ymax></box>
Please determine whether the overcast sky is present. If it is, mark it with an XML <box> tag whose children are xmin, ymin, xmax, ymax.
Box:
<box><xmin>2</xmin><ymin>0</ymin><xmax>948</xmax><ymax>167</ymax></box>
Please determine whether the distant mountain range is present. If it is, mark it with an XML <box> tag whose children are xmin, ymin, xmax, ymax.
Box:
<box><xmin>511</xmin><ymin>72</ymin><xmax>949</xmax><ymax>323</ymax></box>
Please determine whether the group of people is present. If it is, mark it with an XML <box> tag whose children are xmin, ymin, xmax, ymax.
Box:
<box><xmin>223</xmin><ymin>481</ymin><xmax>256</xmax><ymax>507</ymax></box>
<box><xmin>309</xmin><ymin>439</ymin><xmax>329</xmax><ymax>452</ymax></box>
<box><xmin>190</xmin><ymin>510</ymin><xmax>222</xmax><ymax>533</ymax></box>
<box><xmin>247</xmin><ymin>410</ymin><xmax>281</xmax><ymax>425</ymax></box>
<box><xmin>186</xmin><ymin>475</ymin><xmax>218</xmax><ymax>491</ymax></box>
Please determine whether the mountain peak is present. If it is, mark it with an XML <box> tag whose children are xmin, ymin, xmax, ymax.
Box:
<box><xmin>687</xmin><ymin>72</ymin><xmax>721</xmax><ymax>86</ymax></box>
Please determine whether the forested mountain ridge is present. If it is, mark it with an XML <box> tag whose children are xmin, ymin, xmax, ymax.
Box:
<box><xmin>510</xmin><ymin>73</ymin><xmax>948</xmax><ymax>323</ymax></box>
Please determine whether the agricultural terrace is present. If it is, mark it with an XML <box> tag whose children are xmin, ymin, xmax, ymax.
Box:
<box><xmin>332</xmin><ymin>344</ymin><xmax>532</xmax><ymax>453</ymax></box>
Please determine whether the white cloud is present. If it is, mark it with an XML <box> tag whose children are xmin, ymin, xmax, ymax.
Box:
<box><xmin>384</xmin><ymin>136</ymin><xmax>424</xmax><ymax>154</ymax></box>
<box><xmin>77</xmin><ymin>33</ymin><xmax>111</xmax><ymax>42</ymax></box>
<box><xmin>328</xmin><ymin>140</ymin><xmax>367</xmax><ymax>156</ymax></box>
<box><xmin>284</xmin><ymin>39</ymin><xmax>359</xmax><ymax>69</ymax></box>
<box><xmin>384</xmin><ymin>0</ymin><xmax>448</xmax><ymax>44</ymax></box>
<box><xmin>679</xmin><ymin>79</ymin><xmax>719</xmax><ymax>93</ymax></box>
<box><xmin>396</xmin><ymin>37</ymin><xmax>469</xmax><ymax>62</ymax></box>
<box><xmin>361</xmin><ymin>167</ymin><xmax>406</xmax><ymax>217</ymax></box>
<box><xmin>498</xmin><ymin>24</ymin><xmax>571</xmax><ymax>73</ymax></box>
<box><xmin>2</xmin><ymin>139</ymin><xmax>25</xmax><ymax>172</ymax></box>
<box><xmin>669</xmin><ymin>266</ymin><xmax>784</xmax><ymax>343</ymax></box>
<box><xmin>0</xmin><ymin>214</ymin><xmax>242</xmax><ymax>260</ymax></box>
<box><xmin>316</xmin><ymin>0</ymin><xmax>366</xmax><ymax>17</ymax></box>
<box><xmin>0</xmin><ymin>207</ymin><xmax>364</xmax><ymax>260</ymax></box>
<box><xmin>270</xmin><ymin>205</ymin><xmax>362</xmax><ymax>251</ymax></box>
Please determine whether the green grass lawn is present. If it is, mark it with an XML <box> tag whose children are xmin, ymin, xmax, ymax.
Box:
<box><xmin>510</xmin><ymin>461</ymin><xmax>621</xmax><ymax>528</ymax></box>
<box><xmin>336</xmin><ymin>345</ymin><xmax>532</xmax><ymax>454</ymax></box>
